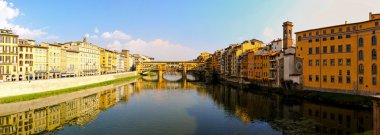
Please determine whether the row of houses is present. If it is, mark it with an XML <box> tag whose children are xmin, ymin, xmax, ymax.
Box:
<box><xmin>202</xmin><ymin>13</ymin><xmax>380</xmax><ymax>95</ymax></box>
<box><xmin>0</xmin><ymin>29</ymin><xmax>154</xmax><ymax>82</ymax></box>
<box><xmin>201</xmin><ymin>21</ymin><xmax>302</xmax><ymax>89</ymax></box>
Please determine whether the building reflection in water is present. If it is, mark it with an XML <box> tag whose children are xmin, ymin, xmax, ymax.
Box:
<box><xmin>0</xmin><ymin>82</ymin><xmax>136</xmax><ymax>135</ymax></box>
<box><xmin>0</xmin><ymin>78</ymin><xmax>379</xmax><ymax>134</ymax></box>
<box><xmin>202</xmin><ymin>85</ymin><xmax>375</xmax><ymax>134</ymax></box>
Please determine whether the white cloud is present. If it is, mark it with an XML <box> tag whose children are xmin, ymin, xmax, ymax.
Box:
<box><xmin>281</xmin><ymin>0</ymin><xmax>380</xmax><ymax>35</ymax></box>
<box><xmin>123</xmin><ymin>38</ymin><xmax>198</xmax><ymax>61</ymax></box>
<box><xmin>94</xmin><ymin>27</ymin><xmax>99</xmax><ymax>33</ymax></box>
<box><xmin>43</xmin><ymin>35</ymin><xmax>59</xmax><ymax>40</ymax></box>
<box><xmin>262</xmin><ymin>27</ymin><xmax>278</xmax><ymax>43</ymax></box>
<box><xmin>94</xmin><ymin>29</ymin><xmax>198</xmax><ymax>61</ymax></box>
<box><xmin>101</xmin><ymin>30</ymin><xmax>131</xmax><ymax>40</ymax></box>
<box><xmin>0</xmin><ymin>0</ymin><xmax>54</xmax><ymax>39</ymax></box>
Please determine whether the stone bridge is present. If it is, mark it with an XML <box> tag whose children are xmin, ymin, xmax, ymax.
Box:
<box><xmin>136</xmin><ymin>61</ymin><xmax>203</xmax><ymax>79</ymax></box>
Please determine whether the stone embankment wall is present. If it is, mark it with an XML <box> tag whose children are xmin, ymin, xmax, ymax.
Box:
<box><xmin>0</xmin><ymin>71</ymin><xmax>137</xmax><ymax>98</ymax></box>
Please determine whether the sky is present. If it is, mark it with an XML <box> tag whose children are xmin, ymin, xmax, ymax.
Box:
<box><xmin>1</xmin><ymin>0</ymin><xmax>380</xmax><ymax>61</ymax></box>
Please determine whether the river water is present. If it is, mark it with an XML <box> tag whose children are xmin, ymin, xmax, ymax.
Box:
<box><xmin>0</xmin><ymin>76</ymin><xmax>377</xmax><ymax>135</ymax></box>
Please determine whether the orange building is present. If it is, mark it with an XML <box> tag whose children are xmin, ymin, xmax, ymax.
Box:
<box><xmin>296</xmin><ymin>13</ymin><xmax>380</xmax><ymax>94</ymax></box>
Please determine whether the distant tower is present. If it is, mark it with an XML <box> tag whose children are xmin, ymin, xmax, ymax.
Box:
<box><xmin>282</xmin><ymin>21</ymin><xmax>293</xmax><ymax>50</ymax></box>
<box><xmin>83</xmin><ymin>37</ymin><xmax>87</xmax><ymax>43</ymax></box>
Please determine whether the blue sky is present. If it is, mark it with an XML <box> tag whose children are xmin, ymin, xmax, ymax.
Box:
<box><xmin>2</xmin><ymin>0</ymin><xmax>380</xmax><ymax>60</ymax></box>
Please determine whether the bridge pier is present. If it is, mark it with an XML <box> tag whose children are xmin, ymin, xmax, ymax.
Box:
<box><xmin>182</xmin><ymin>68</ymin><xmax>187</xmax><ymax>79</ymax></box>
<box><xmin>157</xmin><ymin>70</ymin><xmax>164</xmax><ymax>82</ymax></box>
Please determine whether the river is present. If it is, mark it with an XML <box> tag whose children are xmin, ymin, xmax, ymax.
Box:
<box><xmin>0</xmin><ymin>75</ymin><xmax>377</xmax><ymax>135</ymax></box>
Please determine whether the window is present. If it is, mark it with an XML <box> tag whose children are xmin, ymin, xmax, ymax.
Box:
<box><xmin>323</xmin><ymin>46</ymin><xmax>327</xmax><ymax>53</ymax></box>
<box><xmin>330</xmin><ymin>59</ymin><xmax>335</xmax><ymax>66</ymax></box>
<box><xmin>346</xmin><ymin>44</ymin><xmax>351</xmax><ymax>52</ymax></box>
<box><xmin>316</xmin><ymin>75</ymin><xmax>319</xmax><ymax>82</ymax></box>
<box><xmin>331</xmin><ymin>29</ymin><xmax>335</xmax><ymax>33</ymax></box>
<box><xmin>323</xmin><ymin>75</ymin><xmax>327</xmax><ymax>82</ymax></box>
<box><xmin>359</xmin><ymin>38</ymin><xmax>364</xmax><ymax>47</ymax></box>
<box><xmin>338</xmin><ymin>59</ymin><xmax>343</xmax><ymax>66</ymax></box>
<box><xmin>339</xmin><ymin>70</ymin><xmax>342</xmax><ymax>76</ymax></box>
<box><xmin>330</xmin><ymin>46</ymin><xmax>335</xmax><ymax>53</ymax></box>
<box><xmin>298</xmin><ymin>36</ymin><xmax>302</xmax><ymax>42</ymax></box>
<box><xmin>359</xmin><ymin>50</ymin><xmax>364</xmax><ymax>60</ymax></box>
<box><xmin>309</xmin><ymin>75</ymin><xmax>312</xmax><ymax>82</ymax></box>
<box><xmin>331</xmin><ymin>76</ymin><xmax>335</xmax><ymax>83</ymax></box>
<box><xmin>0</xmin><ymin>36</ymin><xmax>2</xmax><ymax>43</ymax></box>
<box><xmin>309</xmin><ymin>48</ymin><xmax>313</xmax><ymax>54</ymax></box>
<box><xmin>330</xmin><ymin>36</ymin><xmax>335</xmax><ymax>40</ymax></box>
<box><xmin>346</xmin><ymin>58</ymin><xmax>351</xmax><ymax>66</ymax></box>
<box><xmin>323</xmin><ymin>30</ymin><xmax>326</xmax><ymax>34</ymax></box>
<box><xmin>347</xmin><ymin>70</ymin><xmax>351</xmax><ymax>76</ymax></box>
<box><xmin>373</xmin><ymin>77</ymin><xmax>377</xmax><ymax>85</ymax></box>
<box><xmin>359</xmin><ymin>77</ymin><xmax>364</xmax><ymax>85</ymax></box>
<box><xmin>309</xmin><ymin>60</ymin><xmax>313</xmax><ymax>66</ymax></box>
<box><xmin>339</xmin><ymin>76</ymin><xmax>343</xmax><ymax>83</ymax></box>
<box><xmin>323</xmin><ymin>37</ymin><xmax>327</xmax><ymax>41</ymax></box>
<box><xmin>316</xmin><ymin>60</ymin><xmax>320</xmax><ymax>66</ymax></box>
<box><xmin>338</xmin><ymin>45</ymin><xmax>343</xmax><ymax>53</ymax></box>
<box><xmin>338</xmin><ymin>35</ymin><xmax>343</xmax><ymax>39</ymax></box>
<box><xmin>347</xmin><ymin>27</ymin><xmax>351</xmax><ymax>32</ymax></box>
<box><xmin>316</xmin><ymin>31</ymin><xmax>319</xmax><ymax>35</ymax></box>
<box><xmin>376</xmin><ymin>22</ymin><xmax>379</xmax><ymax>26</ymax></box>
<box><xmin>372</xmin><ymin>64</ymin><xmax>377</xmax><ymax>75</ymax></box>
<box><xmin>346</xmin><ymin>34</ymin><xmax>351</xmax><ymax>38</ymax></box>
<box><xmin>315</xmin><ymin>38</ymin><xmax>319</xmax><ymax>42</ymax></box>
<box><xmin>373</xmin><ymin>49</ymin><xmax>377</xmax><ymax>60</ymax></box>
<box><xmin>323</xmin><ymin>59</ymin><xmax>327</xmax><ymax>66</ymax></box>
<box><xmin>308</xmin><ymin>39</ymin><xmax>312</xmax><ymax>43</ymax></box>
<box><xmin>347</xmin><ymin>76</ymin><xmax>351</xmax><ymax>84</ymax></box>
<box><xmin>316</xmin><ymin>47</ymin><xmax>320</xmax><ymax>54</ymax></box>
<box><xmin>372</xmin><ymin>36</ymin><xmax>377</xmax><ymax>45</ymax></box>
<box><xmin>359</xmin><ymin>64</ymin><xmax>364</xmax><ymax>74</ymax></box>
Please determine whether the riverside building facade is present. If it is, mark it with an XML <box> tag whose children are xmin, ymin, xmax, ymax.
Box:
<box><xmin>296</xmin><ymin>13</ymin><xmax>380</xmax><ymax>94</ymax></box>
<box><xmin>0</xmin><ymin>29</ymin><xmax>18</xmax><ymax>82</ymax></box>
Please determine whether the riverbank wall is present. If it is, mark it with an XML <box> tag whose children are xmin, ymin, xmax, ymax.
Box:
<box><xmin>0</xmin><ymin>79</ymin><xmax>136</xmax><ymax>116</ymax></box>
<box><xmin>217</xmin><ymin>76</ymin><xmax>373</xmax><ymax>108</ymax></box>
<box><xmin>0</xmin><ymin>71</ymin><xmax>137</xmax><ymax>98</ymax></box>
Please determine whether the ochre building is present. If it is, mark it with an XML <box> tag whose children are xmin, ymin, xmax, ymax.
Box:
<box><xmin>296</xmin><ymin>13</ymin><xmax>380</xmax><ymax>94</ymax></box>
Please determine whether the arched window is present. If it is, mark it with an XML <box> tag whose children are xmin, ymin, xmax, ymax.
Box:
<box><xmin>372</xmin><ymin>36</ymin><xmax>377</xmax><ymax>45</ymax></box>
<box><xmin>373</xmin><ymin>49</ymin><xmax>377</xmax><ymax>60</ymax></box>
<box><xmin>372</xmin><ymin>64</ymin><xmax>377</xmax><ymax>75</ymax></box>
<box><xmin>359</xmin><ymin>50</ymin><xmax>364</xmax><ymax>60</ymax></box>
<box><xmin>359</xmin><ymin>64</ymin><xmax>364</xmax><ymax>74</ymax></box>
<box><xmin>359</xmin><ymin>37</ymin><xmax>364</xmax><ymax>47</ymax></box>
<box><xmin>298</xmin><ymin>36</ymin><xmax>302</xmax><ymax>42</ymax></box>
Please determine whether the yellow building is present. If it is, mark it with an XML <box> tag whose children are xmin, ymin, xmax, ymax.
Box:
<box><xmin>63</xmin><ymin>37</ymin><xmax>100</xmax><ymax>76</ymax></box>
<box><xmin>100</xmin><ymin>48</ymin><xmax>118</xmax><ymax>74</ymax></box>
<box><xmin>62</xmin><ymin>48</ymin><xmax>79</xmax><ymax>78</ymax></box>
<box><xmin>296</xmin><ymin>13</ymin><xmax>380</xmax><ymax>94</ymax></box>
<box><xmin>0</xmin><ymin>29</ymin><xmax>19</xmax><ymax>82</ymax></box>
<box><xmin>33</xmin><ymin>45</ymin><xmax>48</xmax><ymax>80</ymax></box>
<box><xmin>225</xmin><ymin>39</ymin><xmax>264</xmax><ymax>77</ymax></box>
<box><xmin>18</xmin><ymin>39</ymin><xmax>34</xmax><ymax>81</ymax></box>
<box><xmin>41</xmin><ymin>42</ymin><xmax>62</xmax><ymax>79</ymax></box>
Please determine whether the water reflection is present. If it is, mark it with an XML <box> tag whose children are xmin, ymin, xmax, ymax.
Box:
<box><xmin>0</xmin><ymin>79</ymin><xmax>378</xmax><ymax>134</ymax></box>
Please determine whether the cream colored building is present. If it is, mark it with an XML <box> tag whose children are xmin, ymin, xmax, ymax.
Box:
<box><xmin>63</xmin><ymin>37</ymin><xmax>100</xmax><ymax>76</ymax></box>
<box><xmin>61</xmin><ymin>46</ymin><xmax>79</xmax><ymax>78</ymax></box>
<box><xmin>33</xmin><ymin>45</ymin><xmax>48</xmax><ymax>80</ymax></box>
<box><xmin>116</xmin><ymin>53</ymin><xmax>125</xmax><ymax>72</ymax></box>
